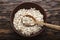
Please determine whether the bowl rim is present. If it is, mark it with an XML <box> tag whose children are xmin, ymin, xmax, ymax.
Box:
<box><xmin>10</xmin><ymin>2</ymin><xmax>46</xmax><ymax>37</ymax></box>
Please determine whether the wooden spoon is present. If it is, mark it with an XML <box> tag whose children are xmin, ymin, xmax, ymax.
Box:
<box><xmin>24</xmin><ymin>15</ymin><xmax>60</xmax><ymax>30</ymax></box>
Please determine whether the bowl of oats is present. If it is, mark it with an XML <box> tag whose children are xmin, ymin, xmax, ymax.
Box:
<box><xmin>10</xmin><ymin>2</ymin><xmax>46</xmax><ymax>37</ymax></box>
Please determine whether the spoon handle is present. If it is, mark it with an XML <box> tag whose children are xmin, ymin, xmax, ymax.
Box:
<box><xmin>37</xmin><ymin>21</ymin><xmax>60</xmax><ymax>30</ymax></box>
<box><xmin>24</xmin><ymin>15</ymin><xmax>60</xmax><ymax>30</ymax></box>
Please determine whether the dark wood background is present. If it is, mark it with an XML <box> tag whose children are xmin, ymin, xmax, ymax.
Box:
<box><xmin>0</xmin><ymin>0</ymin><xmax>60</xmax><ymax>40</ymax></box>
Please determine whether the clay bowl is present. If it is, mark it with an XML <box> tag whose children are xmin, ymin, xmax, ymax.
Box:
<box><xmin>10</xmin><ymin>2</ymin><xmax>46</xmax><ymax>37</ymax></box>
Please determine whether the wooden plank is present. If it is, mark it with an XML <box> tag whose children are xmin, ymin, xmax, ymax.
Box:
<box><xmin>0</xmin><ymin>2</ymin><xmax>20</xmax><ymax>5</ymax></box>
<box><xmin>0</xmin><ymin>16</ymin><xmax>10</xmax><ymax>21</ymax></box>
<box><xmin>0</xmin><ymin>13</ymin><xmax>10</xmax><ymax>16</ymax></box>
<box><xmin>54</xmin><ymin>0</ymin><xmax>60</xmax><ymax>1</ymax></box>
<box><xmin>48</xmin><ymin>7</ymin><xmax>60</xmax><ymax>11</ymax></box>
<box><xmin>0</xmin><ymin>16</ymin><xmax>7</xmax><ymax>19</ymax></box>
<box><xmin>0</xmin><ymin>29</ymin><xmax>11</xmax><ymax>34</ymax></box>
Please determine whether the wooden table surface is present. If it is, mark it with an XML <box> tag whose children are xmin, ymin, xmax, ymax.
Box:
<box><xmin>0</xmin><ymin>0</ymin><xmax>60</xmax><ymax>40</ymax></box>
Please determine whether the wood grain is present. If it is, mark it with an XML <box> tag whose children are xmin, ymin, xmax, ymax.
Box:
<box><xmin>0</xmin><ymin>0</ymin><xmax>60</xmax><ymax>40</ymax></box>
